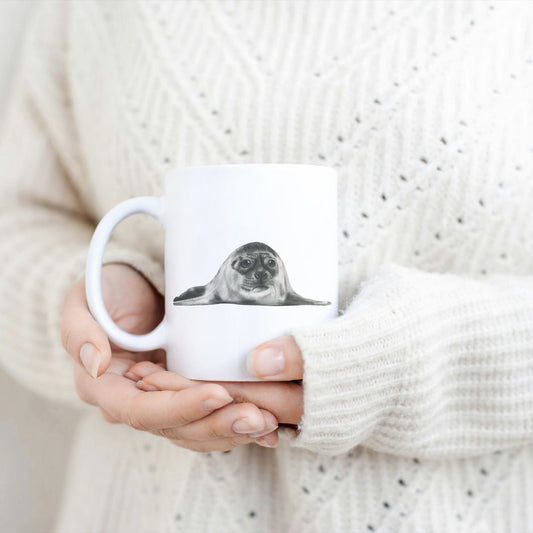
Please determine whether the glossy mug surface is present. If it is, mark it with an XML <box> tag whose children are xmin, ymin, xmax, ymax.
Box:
<box><xmin>85</xmin><ymin>164</ymin><xmax>338</xmax><ymax>381</ymax></box>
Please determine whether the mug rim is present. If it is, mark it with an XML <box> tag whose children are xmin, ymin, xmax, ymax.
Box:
<box><xmin>165</xmin><ymin>163</ymin><xmax>337</xmax><ymax>178</ymax></box>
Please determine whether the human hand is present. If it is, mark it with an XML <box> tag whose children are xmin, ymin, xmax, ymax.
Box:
<box><xmin>126</xmin><ymin>335</ymin><xmax>304</xmax><ymax>431</ymax></box>
<box><xmin>61</xmin><ymin>263</ymin><xmax>279</xmax><ymax>451</ymax></box>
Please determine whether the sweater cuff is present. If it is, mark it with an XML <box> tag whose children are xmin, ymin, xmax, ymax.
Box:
<box><xmin>283</xmin><ymin>263</ymin><xmax>533</xmax><ymax>457</ymax></box>
<box><xmin>283</xmin><ymin>264</ymin><xmax>412</xmax><ymax>455</ymax></box>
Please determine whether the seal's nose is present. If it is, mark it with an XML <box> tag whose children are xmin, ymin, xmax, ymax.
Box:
<box><xmin>254</xmin><ymin>270</ymin><xmax>268</xmax><ymax>281</ymax></box>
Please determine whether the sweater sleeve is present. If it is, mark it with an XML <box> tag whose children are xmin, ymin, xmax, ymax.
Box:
<box><xmin>283</xmin><ymin>263</ymin><xmax>533</xmax><ymax>459</ymax></box>
<box><xmin>0</xmin><ymin>2</ymin><xmax>163</xmax><ymax>408</ymax></box>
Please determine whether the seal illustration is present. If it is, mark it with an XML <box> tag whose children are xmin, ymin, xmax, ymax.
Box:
<box><xmin>173</xmin><ymin>241</ymin><xmax>330</xmax><ymax>306</ymax></box>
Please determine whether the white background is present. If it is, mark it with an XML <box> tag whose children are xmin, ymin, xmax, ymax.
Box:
<box><xmin>0</xmin><ymin>2</ymin><xmax>80</xmax><ymax>533</ymax></box>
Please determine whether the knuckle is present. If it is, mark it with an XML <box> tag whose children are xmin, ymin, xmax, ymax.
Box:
<box><xmin>188</xmin><ymin>442</ymin><xmax>210</xmax><ymax>453</ymax></box>
<box><xmin>226</xmin><ymin>385</ymin><xmax>247</xmax><ymax>405</ymax></box>
<box><xmin>233</xmin><ymin>402</ymin><xmax>262</xmax><ymax>422</ymax></box>
<box><xmin>123</xmin><ymin>398</ymin><xmax>149</xmax><ymax>431</ymax></box>
<box><xmin>129</xmin><ymin>361</ymin><xmax>153</xmax><ymax>375</ymax></box>
<box><xmin>126</xmin><ymin>412</ymin><xmax>147</xmax><ymax>431</ymax></box>
<box><xmin>202</xmin><ymin>383</ymin><xmax>229</xmax><ymax>398</ymax></box>
<box><xmin>204</xmin><ymin>421</ymin><xmax>222</xmax><ymax>440</ymax></box>
<box><xmin>157</xmin><ymin>427</ymin><xmax>177</xmax><ymax>440</ymax></box>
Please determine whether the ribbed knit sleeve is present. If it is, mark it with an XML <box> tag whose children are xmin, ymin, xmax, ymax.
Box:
<box><xmin>0</xmin><ymin>2</ymin><xmax>163</xmax><ymax>407</ymax></box>
<box><xmin>286</xmin><ymin>264</ymin><xmax>533</xmax><ymax>459</ymax></box>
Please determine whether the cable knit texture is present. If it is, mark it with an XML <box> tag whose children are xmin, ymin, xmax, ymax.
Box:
<box><xmin>1</xmin><ymin>1</ymin><xmax>532</xmax><ymax>532</ymax></box>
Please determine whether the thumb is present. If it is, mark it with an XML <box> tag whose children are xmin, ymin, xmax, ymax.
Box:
<box><xmin>61</xmin><ymin>277</ymin><xmax>112</xmax><ymax>378</ymax></box>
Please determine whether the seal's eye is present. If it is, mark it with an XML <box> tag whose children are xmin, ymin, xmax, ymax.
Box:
<box><xmin>266</xmin><ymin>259</ymin><xmax>276</xmax><ymax>268</ymax></box>
<box><xmin>240</xmin><ymin>259</ymin><xmax>252</xmax><ymax>269</ymax></box>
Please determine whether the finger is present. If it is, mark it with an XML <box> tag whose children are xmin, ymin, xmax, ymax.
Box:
<box><xmin>74</xmin><ymin>356</ymin><xmax>136</xmax><ymax>406</ymax></box>
<box><xmin>125</xmin><ymin>349</ymin><xmax>166</xmax><ymax>367</ymax></box>
<box><xmin>135</xmin><ymin>380</ymin><xmax>159</xmax><ymax>392</ymax></box>
<box><xmin>136</xmin><ymin>368</ymin><xmax>193</xmax><ymax>391</ymax></box>
<box><xmin>126</xmin><ymin>360</ymin><xmax>176</xmax><ymax>382</ymax></box>
<box><xmin>254</xmin><ymin>430</ymin><xmax>279</xmax><ymax>448</ymax></box>
<box><xmin>170</xmin><ymin>432</ymin><xmax>278</xmax><ymax>453</ymax></box>
<box><xmin>169</xmin><ymin>437</ymin><xmax>253</xmax><ymax>453</ymax></box>
<box><xmin>133</xmin><ymin>368</ymin><xmax>303</xmax><ymax>426</ymax></box>
<box><xmin>128</xmin><ymin>384</ymin><xmax>237</xmax><ymax>431</ymax></box>
<box><xmin>222</xmin><ymin>381</ymin><xmax>303</xmax><ymax>426</ymax></box>
<box><xmin>157</xmin><ymin>405</ymin><xmax>278</xmax><ymax>442</ymax></box>
<box><xmin>62</xmin><ymin>278</ymin><xmax>111</xmax><ymax>378</ymax></box>
<box><xmin>245</xmin><ymin>335</ymin><xmax>303</xmax><ymax>381</ymax></box>
<box><xmin>78</xmin><ymin>363</ymin><xmax>236</xmax><ymax>431</ymax></box>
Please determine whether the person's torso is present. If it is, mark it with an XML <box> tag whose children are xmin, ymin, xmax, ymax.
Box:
<box><xmin>53</xmin><ymin>2</ymin><xmax>533</xmax><ymax>531</ymax></box>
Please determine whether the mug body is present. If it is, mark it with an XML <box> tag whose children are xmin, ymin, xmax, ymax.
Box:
<box><xmin>164</xmin><ymin>164</ymin><xmax>338</xmax><ymax>380</ymax></box>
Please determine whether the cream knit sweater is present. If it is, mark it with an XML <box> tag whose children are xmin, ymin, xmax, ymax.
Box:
<box><xmin>1</xmin><ymin>1</ymin><xmax>533</xmax><ymax>531</ymax></box>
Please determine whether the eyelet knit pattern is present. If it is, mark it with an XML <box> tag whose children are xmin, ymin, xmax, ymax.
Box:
<box><xmin>1</xmin><ymin>1</ymin><xmax>533</xmax><ymax>532</ymax></box>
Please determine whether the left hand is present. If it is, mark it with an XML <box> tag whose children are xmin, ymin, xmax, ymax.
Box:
<box><xmin>125</xmin><ymin>335</ymin><xmax>304</xmax><ymax>439</ymax></box>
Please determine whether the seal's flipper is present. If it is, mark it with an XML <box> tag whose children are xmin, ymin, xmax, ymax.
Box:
<box><xmin>283</xmin><ymin>292</ymin><xmax>331</xmax><ymax>306</ymax></box>
<box><xmin>173</xmin><ymin>285</ymin><xmax>206</xmax><ymax>304</ymax></box>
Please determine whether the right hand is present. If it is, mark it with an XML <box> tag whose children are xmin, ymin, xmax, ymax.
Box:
<box><xmin>61</xmin><ymin>263</ymin><xmax>279</xmax><ymax>451</ymax></box>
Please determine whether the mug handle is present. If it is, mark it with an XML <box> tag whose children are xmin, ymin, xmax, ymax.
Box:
<box><xmin>85</xmin><ymin>196</ymin><xmax>167</xmax><ymax>352</ymax></box>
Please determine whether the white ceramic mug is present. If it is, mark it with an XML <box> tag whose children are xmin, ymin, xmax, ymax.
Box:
<box><xmin>86</xmin><ymin>164</ymin><xmax>338</xmax><ymax>381</ymax></box>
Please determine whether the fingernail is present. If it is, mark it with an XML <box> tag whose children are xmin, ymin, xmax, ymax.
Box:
<box><xmin>124</xmin><ymin>371</ymin><xmax>138</xmax><ymax>381</ymax></box>
<box><xmin>255</xmin><ymin>432</ymin><xmax>279</xmax><ymax>448</ymax></box>
<box><xmin>246</xmin><ymin>346</ymin><xmax>284</xmax><ymax>378</ymax></box>
<box><xmin>136</xmin><ymin>380</ymin><xmax>158</xmax><ymax>392</ymax></box>
<box><xmin>202</xmin><ymin>393</ymin><xmax>233</xmax><ymax>412</ymax></box>
<box><xmin>232</xmin><ymin>417</ymin><xmax>264</xmax><ymax>434</ymax></box>
<box><xmin>80</xmin><ymin>343</ymin><xmax>101</xmax><ymax>379</ymax></box>
<box><xmin>248</xmin><ymin>424</ymin><xmax>279</xmax><ymax>439</ymax></box>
